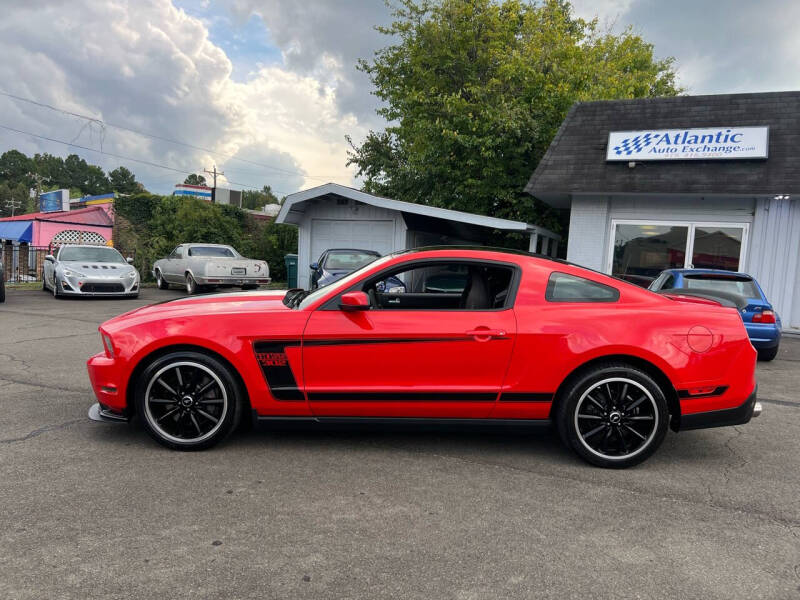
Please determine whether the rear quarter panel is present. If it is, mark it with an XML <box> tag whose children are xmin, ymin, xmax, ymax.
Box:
<box><xmin>500</xmin><ymin>260</ymin><xmax>756</xmax><ymax>419</ymax></box>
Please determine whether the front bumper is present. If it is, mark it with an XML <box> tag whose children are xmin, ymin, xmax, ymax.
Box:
<box><xmin>680</xmin><ymin>387</ymin><xmax>761</xmax><ymax>430</ymax></box>
<box><xmin>60</xmin><ymin>275</ymin><xmax>139</xmax><ymax>296</ymax></box>
<box><xmin>88</xmin><ymin>402</ymin><xmax>129</xmax><ymax>423</ymax></box>
<box><xmin>87</xmin><ymin>352</ymin><xmax>128</xmax><ymax>413</ymax></box>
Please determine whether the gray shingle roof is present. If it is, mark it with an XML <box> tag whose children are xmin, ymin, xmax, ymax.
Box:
<box><xmin>525</xmin><ymin>91</ymin><xmax>800</xmax><ymax>206</ymax></box>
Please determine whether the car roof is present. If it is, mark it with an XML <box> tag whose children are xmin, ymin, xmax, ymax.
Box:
<box><xmin>663</xmin><ymin>268</ymin><xmax>752</xmax><ymax>278</ymax></box>
<box><xmin>183</xmin><ymin>243</ymin><xmax>234</xmax><ymax>247</ymax></box>
<box><xmin>325</xmin><ymin>248</ymin><xmax>381</xmax><ymax>254</ymax></box>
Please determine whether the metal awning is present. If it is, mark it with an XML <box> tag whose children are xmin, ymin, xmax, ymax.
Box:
<box><xmin>0</xmin><ymin>221</ymin><xmax>32</xmax><ymax>242</ymax></box>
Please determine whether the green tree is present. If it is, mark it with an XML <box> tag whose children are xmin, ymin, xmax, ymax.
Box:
<box><xmin>109</xmin><ymin>166</ymin><xmax>141</xmax><ymax>194</ymax></box>
<box><xmin>0</xmin><ymin>149</ymin><xmax>32</xmax><ymax>187</ymax></box>
<box><xmin>184</xmin><ymin>174</ymin><xmax>207</xmax><ymax>186</ymax></box>
<box><xmin>241</xmin><ymin>185</ymin><xmax>280</xmax><ymax>210</ymax></box>
<box><xmin>347</xmin><ymin>0</ymin><xmax>681</xmax><ymax>232</ymax></box>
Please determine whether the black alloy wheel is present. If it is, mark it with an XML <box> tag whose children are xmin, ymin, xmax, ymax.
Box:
<box><xmin>135</xmin><ymin>352</ymin><xmax>242</xmax><ymax>450</ymax></box>
<box><xmin>557</xmin><ymin>363</ymin><xmax>668</xmax><ymax>468</ymax></box>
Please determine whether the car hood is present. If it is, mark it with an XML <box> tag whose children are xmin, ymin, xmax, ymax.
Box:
<box><xmin>61</xmin><ymin>260</ymin><xmax>134</xmax><ymax>274</ymax></box>
<box><xmin>102</xmin><ymin>290</ymin><xmax>290</xmax><ymax>332</ymax></box>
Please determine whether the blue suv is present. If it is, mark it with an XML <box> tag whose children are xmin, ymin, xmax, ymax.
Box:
<box><xmin>649</xmin><ymin>269</ymin><xmax>781</xmax><ymax>361</ymax></box>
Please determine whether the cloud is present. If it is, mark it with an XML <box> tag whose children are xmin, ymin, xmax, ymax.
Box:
<box><xmin>0</xmin><ymin>0</ymin><xmax>371</xmax><ymax>195</ymax></box>
<box><xmin>571</xmin><ymin>0</ymin><xmax>800</xmax><ymax>95</ymax></box>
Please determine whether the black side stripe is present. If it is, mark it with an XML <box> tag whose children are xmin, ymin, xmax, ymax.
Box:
<box><xmin>303</xmin><ymin>336</ymin><xmax>492</xmax><ymax>347</ymax></box>
<box><xmin>308</xmin><ymin>392</ymin><xmax>497</xmax><ymax>402</ymax></box>
<box><xmin>498</xmin><ymin>392</ymin><xmax>553</xmax><ymax>403</ymax></box>
<box><xmin>253</xmin><ymin>340</ymin><xmax>304</xmax><ymax>401</ymax></box>
<box><xmin>677</xmin><ymin>386</ymin><xmax>729</xmax><ymax>399</ymax></box>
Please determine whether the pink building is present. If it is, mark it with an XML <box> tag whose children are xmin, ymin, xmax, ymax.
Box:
<box><xmin>0</xmin><ymin>203</ymin><xmax>114</xmax><ymax>249</ymax></box>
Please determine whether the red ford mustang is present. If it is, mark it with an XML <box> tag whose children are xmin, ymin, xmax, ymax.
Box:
<box><xmin>87</xmin><ymin>247</ymin><xmax>760</xmax><ymax>468</ymax></box>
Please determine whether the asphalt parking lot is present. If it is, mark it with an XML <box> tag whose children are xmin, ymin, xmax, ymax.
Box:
<box><xmin>1</xmin><ymin>287</ymin><xmax>799</xmax><ymax>599</ymax></box>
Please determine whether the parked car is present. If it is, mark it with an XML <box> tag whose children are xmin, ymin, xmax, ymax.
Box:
<box><xmin>87</xmin><ymin>247</ymin><xmax>760</xmax><ymax>468</ymax></box>
<box><xmin>310</xmin><ymin>248</ymin><xmax>380</xmax><ymax>289</ymax></box>
<box><xmin>43</xmin><ymin>244</ymin><xmax>139</xmax><ymax>298</ymax></box>
<box><xmin>649</xmin><ymin>269</ymin><xmax>780</xmax><ymax>361</ymax></box>
<box><xmin>152</xmin><ymin>244</ymin><xmax>270</xmax><ymax>295</ymax></box>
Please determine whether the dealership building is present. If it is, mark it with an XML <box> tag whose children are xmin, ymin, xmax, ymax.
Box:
<box><xmin>526</xmin><ymin>91</ymin><xmax>800</xmax><ymax>332</ymax></box>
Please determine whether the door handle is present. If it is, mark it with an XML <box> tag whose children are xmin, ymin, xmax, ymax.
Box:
<box><xmin>465</xmin><ymin>328</ymin><xmax>506</xmax><ymax>341</ymax></box>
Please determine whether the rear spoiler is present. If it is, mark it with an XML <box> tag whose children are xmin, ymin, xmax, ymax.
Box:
<box><xmin>657</xmin><ymin>288</ymin><xmax>748</xmax><ymax>311</ymax></box>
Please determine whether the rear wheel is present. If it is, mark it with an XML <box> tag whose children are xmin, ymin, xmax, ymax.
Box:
<box><xmin>758</xmin><ymin>346</ymin><xmax>779</xmax><ymax>361</ymax></box>
<box><xmin>135</xmin><ymin>351</ymin><xmax>243</xmax><ymax>450</ymax></box>
<box><xmin>557</xmin><ymin>363</ymin><xmax>668</xmax><ymax>468</ymax></box>
<box><xmin>185</xmin><ymin>273</ymin><xmax>197</xmax><ymax>295</ymax></box>
<box><xmin>155</xmin><ymin>269</ymin><xmax>169</xmax><ymax>290</ymax></box>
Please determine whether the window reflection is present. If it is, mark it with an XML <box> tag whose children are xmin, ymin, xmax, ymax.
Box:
<box><xmin>691</xmin><ymin>227</ymin><xmax>742</xmax><ymax>270</ymax></box>
<box><xmin>612</xmin><ymin>225</ymin><xmax>688</xmax><ymax>287</ymax></box>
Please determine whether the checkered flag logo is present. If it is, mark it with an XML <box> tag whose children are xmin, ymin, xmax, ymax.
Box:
<box><xmin>613</xmin><ymin>132</ymin><xmax>656</xmax><ymax>156</ymax></box>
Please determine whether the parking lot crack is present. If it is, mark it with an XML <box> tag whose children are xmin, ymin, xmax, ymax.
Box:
<box><xmin>0</xmin><ymin>375</ymin><xmax>87</xmax><ymax>394</ymax></box>
<box><xmin>0</xmin><ymin>418</ymin><xmax>85</xmax><ymax>444</ymax></box>
<box><xmin>0</xmin><ymin>352</ymin><xmax>33</xmax><ymax>373</ymax></box>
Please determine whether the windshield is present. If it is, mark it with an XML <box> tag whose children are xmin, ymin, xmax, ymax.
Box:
<box><xmin>295</xmin><ymin>254</ymin><xmax>396</xmax><ymax>309</ymax></box>
<box><xmin>188</xmin><ymin>246</ymin><xmax>238</xmax><ymax>258</ymax></box>
<box><xmin>59</xmin><ymin>246</ymin><xmax>125</xmax><ymax>263</ymax></box>
<box><xmin>684</xmin><ymin>275</ymin><xmax>758</xmax><ymax>297</ymax></box>
<box><xmin>324</xmin><ymin>250</ymin><xmax>379</xmax><ymax>271</ymax></box>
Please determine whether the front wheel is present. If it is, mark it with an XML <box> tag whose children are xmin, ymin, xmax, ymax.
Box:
<box><xmin>0</xmin><ymin>276</ymin><xmax>5</xmax><ymax>303</ymax></box>
<box><xmin>758</xmin><ymin>346</ymin><xmax>779</xmax><ymax>361</ymax></box>
<box><xmin>135</xmin><ymin>351</ymin><xmax>243</xmax><ymax>450</ymax></box>
<box><xmin>556</xmin><ymin>363</ymin><xmax>669</xmax><ymax>468</ymax></box>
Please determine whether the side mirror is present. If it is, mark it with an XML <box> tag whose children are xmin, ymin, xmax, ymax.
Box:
<box><xmin>339</xmin><ymin>291</ymin><xmax>370</xmax><ymax>311</ymax></box>
<box><xmin>310</xmin><ymin>262</ymin><xmax>319</xmax><ymax>271</ymax></box>
<box><xmin>126</xmin><ymin>257</ymin><xmax>134</xmax><ymax>264</ymax></box>
<box><xmin>45</xmin><ymin>254</ymin><xmax>55</xmax><ymax>262</ymax></box>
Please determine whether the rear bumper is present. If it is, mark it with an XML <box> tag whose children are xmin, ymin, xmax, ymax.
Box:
<box><xmin>195</xmin><ymin>276</ymin><xmax>271</xmax><ymax>286</ymax></box>
<box><xmin>680</xmin><ymin>386</ymin><xmax>760</xmax><ymax>431</ymax></box>
<box><xmin>745</xmin><ymin>323</ymin><xmax>781</xmax><ymax>349</ymax></box>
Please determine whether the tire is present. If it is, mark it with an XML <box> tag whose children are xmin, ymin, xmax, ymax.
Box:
<box><xmin>757</xmin><ymin>346</ymin><xmax>779</xmax><ymax>361</ymax></box>
<box><xmin>155</xmin><ymin>270</ymin><xmax>169</xmax><ymax>290</ymax></box>
<box><xmin>556</xmin><ymin>362</ymin><xmax>669</xmax><ymax>468</ymax></box>
<box><xmin>42</xmin><ymin>272</ymin><xmax>48</xmax><ymax>292</ymax></box>
<box><xmin>0</xmin><ymin>276</ymin><xmax>5</xmax><ymax>303</ymax></box>
<box><xmin>185</xmin><ymin>273</ymin><xmax>197</xmax><ymax>295</ymax></box>
<box><xmin>135</xmin><ymin>351</ymin><xmax>243</xmax><ymax>451</ymax></box>
<box><xmin>52</xmin><ymin>275</ymin><xmax>61</xmax><ymax>298</ymax></box>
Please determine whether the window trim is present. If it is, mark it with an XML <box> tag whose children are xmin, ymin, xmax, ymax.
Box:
<box><xmin>606</xmin><ymin>219</ymin><xmax>750</xmax><ymax>278</ymax></box>
<box><xmin>545</xmin><ymin>271</ymin><xmax>620</xmax><ymax>303</ymax></box>
<box><xmin>320</xmin><ymin>257</ymin><xmax>522</xmax><ymax>312</ymax></box>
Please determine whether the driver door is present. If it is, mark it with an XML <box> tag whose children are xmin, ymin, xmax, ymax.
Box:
<box><xmin>301</xmin><ymin>259</ymin><xmax>518</xmax><ymax>419</ymax></box>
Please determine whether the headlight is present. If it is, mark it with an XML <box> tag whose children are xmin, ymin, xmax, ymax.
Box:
<box><xmin>101</xmin><ymin>332</ymin><xmax>115</xmax><ymax>358</ymax></box>
<box><xmin>63</xmin><ymin>269</ymin><xmax>86</xmax><ymax>278</ymax></box>
<box><xmin>122</xmin><ymin>270</ymin><xmax>137</xmax><ymax>279</ymax></box>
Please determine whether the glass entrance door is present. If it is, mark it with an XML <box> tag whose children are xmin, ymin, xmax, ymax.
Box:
<box><xmin>609</xmin><ymin>221</ymin><xmax>748</xmax><ymax>287</ymax></box>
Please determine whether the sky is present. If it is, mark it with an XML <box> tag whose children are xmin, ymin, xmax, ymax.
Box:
<box><xmin>0</xmin><ymin>0</ymin><xmax>798</xmax><ymax>197</ymax></box>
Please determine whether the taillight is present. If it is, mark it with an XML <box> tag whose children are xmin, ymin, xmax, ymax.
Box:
<box><xmin>752</xmin><ymin>310</ymin><xmax>776</xmax><ymax>324</ymax></box>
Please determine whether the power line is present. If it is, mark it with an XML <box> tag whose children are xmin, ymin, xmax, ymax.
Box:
<box><xmin>0</xmin><ymin>122</ymin><xmax>292</xmax><ymax>195</ymax></box>
<box><xmin>0</xmin><ymin>89</ymin><xmax>339</xmax><ymax>182</ymax></box>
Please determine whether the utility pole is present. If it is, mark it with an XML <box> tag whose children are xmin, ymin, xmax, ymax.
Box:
<box><xmin>27</xmin><ymin>172</ymin><xmax>50</xmax><ymax>212</ymax></box>
<box><xmin>203</xmin><ymin>165</ymin><xmax>224</xmax><ymax>189</ymax></box>
<box><xmin>4</xmin><ymin>196</ymin><xmax>21</xmax><ymax>217</ymax></box>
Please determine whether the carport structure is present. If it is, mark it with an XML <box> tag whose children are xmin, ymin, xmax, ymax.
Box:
<box><xmin>277</xmin><ymin>183</ymin><xmax>560</xmax><ymax>289</ymax></box>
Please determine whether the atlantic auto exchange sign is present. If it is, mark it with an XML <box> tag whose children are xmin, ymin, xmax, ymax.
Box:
<box><xmin>606</xmin><ymin>126</ymin><xmax>769</xmax><ymax>161</ymax></box>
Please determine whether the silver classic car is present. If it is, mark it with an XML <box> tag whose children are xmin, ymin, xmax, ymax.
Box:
<box><xmin>153</xmin><ymin>243</ymin><xmax>270</xmax><ymax>294</ymax></box>
<box><xmin>43</xmin><ymin>244</ymin><xmax>140</xmax><ymax>298</ymax></box>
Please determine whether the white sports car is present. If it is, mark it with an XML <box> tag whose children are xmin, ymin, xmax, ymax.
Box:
<box><xmin>43</xmin><ymin>244</ymin><xmax>140</xmax><ymax>298</ymax></box>
<box><xmin>152</xmin><ymin>243</ymin><xmax>270</xmax><ymax>294</ymax></box>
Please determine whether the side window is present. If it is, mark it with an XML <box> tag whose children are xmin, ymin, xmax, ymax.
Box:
<box><xmin>169</xmin><ymin>247</ymin><xmax>183</xmax><ymax>259</ymax></box>
<box><xmin>661</xmin><ymin>274</ymin><xmax>676</xmax><ymax>290</ymax></box>
<box><xmin>546</xmin><ymin>272</ymin><xmax>620</xmax><ymax>303</ymax></box>
<box><xmin>364</xmin><ymin>261</ymin><xmax>515</xmax><ymax>310</ymax></box>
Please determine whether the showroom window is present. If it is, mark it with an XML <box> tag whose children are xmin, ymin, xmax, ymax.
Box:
<box><xmin>608</xmin><ymin>221</ymin><xmax>748</xmax><ymax>287</ymax></box>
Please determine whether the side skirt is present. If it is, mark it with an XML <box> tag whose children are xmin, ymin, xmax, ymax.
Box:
<box><xmin>252</xmin><ymin>411</ymin><xmax>551</xmax><ymax>429</ymax></box>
